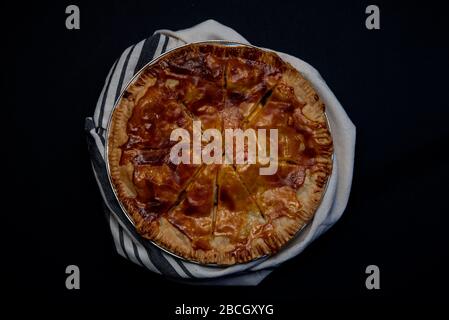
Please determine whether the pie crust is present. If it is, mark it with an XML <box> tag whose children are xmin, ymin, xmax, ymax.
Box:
<box><xmin>107</xmin><ymin>43</ymin><xmax>333</xmax><ymax>265</ymax></box>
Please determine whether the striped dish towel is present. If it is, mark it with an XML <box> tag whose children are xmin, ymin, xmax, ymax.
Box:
<box><xmin>85</xmin><ymin>20</ymin><xmax>356</xmax><ymax>285</ymax></box>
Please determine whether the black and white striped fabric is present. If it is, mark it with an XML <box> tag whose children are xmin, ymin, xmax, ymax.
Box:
<box><xmin>85</xmin><ymin>20</ymin><xmax>356</xmax><ymax>285</ymax></box>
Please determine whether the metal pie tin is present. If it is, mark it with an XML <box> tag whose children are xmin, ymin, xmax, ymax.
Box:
<box><xmin>104</xmin><ymin>40</ymin><xmax>334</xmax><ymax>266</ymax></box>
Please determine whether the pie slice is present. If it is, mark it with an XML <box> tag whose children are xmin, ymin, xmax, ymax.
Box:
<box><xmin>163</xmin><ymin>165</ymin><xmax>218</xmax><ymax>261</ymax></box>
<box><xmin>107</xmin><ymin>43</ymin><xmax>333</xmax><ymax>265</ymax></box>
<box><xmin>150</xmin><ymin>45</ymin><xmax>226</xmax><ymax>131</ymax></box>
<box><xmin>113</xmin><ymin>145</ymin><xmax>200</xmax><ymax>235</ymax></box>
<box><xmin>236</xmin><ymin>162</ymin><xmax>307</xmax><ymax>220</ymax></box>
<box><xmin>122</xmin><ymin>84</ymin><xmax>194</xmax><ymax>150</ymax></box>
<box><xmin>222</xmin><ymin>47</ymin><xmax>285</xmax><ymax>129</ymax></box>
<box><xmin>245</xmin><ymin>72</ymin><xmax>333</xmax><ymax>166</ymax></box>
<box><xmin>214</xmin><ymin>165</ymin><xmax>267</xmax><ymax>263</ymax></box>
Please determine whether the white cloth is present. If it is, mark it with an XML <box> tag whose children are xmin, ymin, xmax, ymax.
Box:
<box><xmin>86</xmin><ymin>19</ymin><xmax>356</xmax><ymax>285</ymax></box>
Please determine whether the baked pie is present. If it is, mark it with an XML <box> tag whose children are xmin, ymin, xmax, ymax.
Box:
<box><xmin>107</xmin><ymin>43</ymin><xmax>333</xmax><ymax>265</ymax></box>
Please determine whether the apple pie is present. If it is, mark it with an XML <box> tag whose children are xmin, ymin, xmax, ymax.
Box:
<box><xmin>107</xmin><ymin>43</ymin><xmax>333</xmax><ymax>265</ymax></box>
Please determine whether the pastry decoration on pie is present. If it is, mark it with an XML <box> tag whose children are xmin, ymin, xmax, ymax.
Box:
<box><xmin>107</xmin><ymin>43</ymin><xmax>333</xmax><ymax>265</ymax></box>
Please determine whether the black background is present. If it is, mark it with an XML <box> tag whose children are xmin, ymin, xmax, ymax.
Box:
<box><xmin>9</xmin><ymin>0</ymin><xmax>449</xmax><ymax>311</ymax></box>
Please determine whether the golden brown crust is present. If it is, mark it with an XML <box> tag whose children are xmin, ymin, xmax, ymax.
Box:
<box><xmin>107</xmin><ymin>43</ymin><xmax>333</xmax><ymax>265</ymax></box>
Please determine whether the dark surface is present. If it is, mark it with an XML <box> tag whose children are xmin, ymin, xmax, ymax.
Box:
<box><xmin>10</xmin><ymin>0</ymin><xmax>449</xmax><ymax>311</ymax></box>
